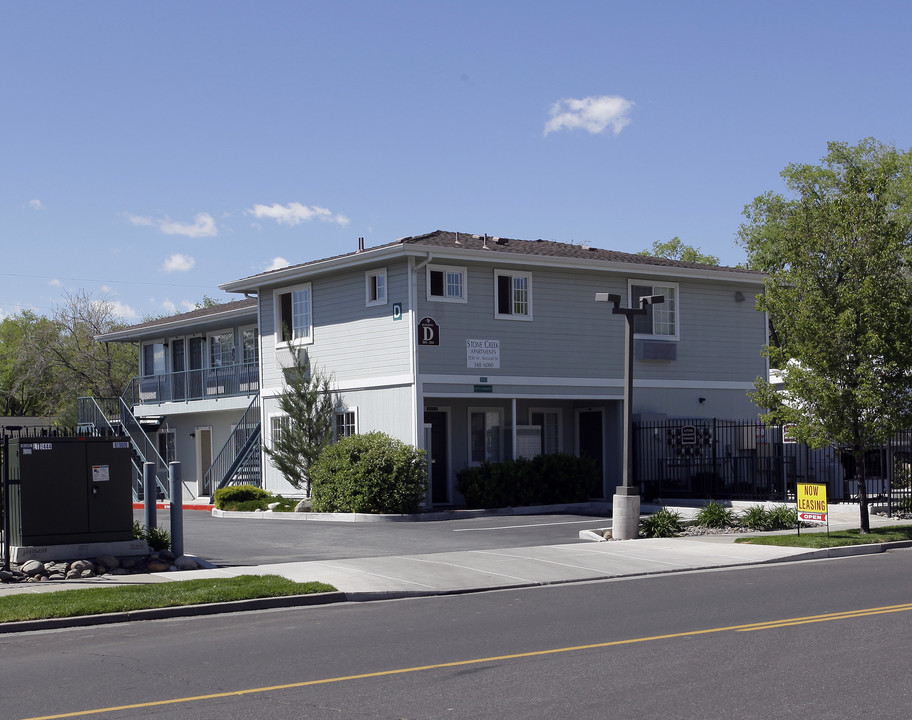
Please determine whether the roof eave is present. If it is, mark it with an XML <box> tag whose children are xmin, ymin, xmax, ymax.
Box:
<box><xmin>95</xmin><ymin>304</ymin><xmax>259</xmax><ymax>343</ymax></box>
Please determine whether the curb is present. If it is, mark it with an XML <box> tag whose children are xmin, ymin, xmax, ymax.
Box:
<box><xmin>0</xmin><ymin>591</ymin><xmax>346</xmax><ymax>634</ymax></box>
<box><xmin>212</xmin><ymin>501</ymin><xmax>612</xmax><ymax>522</ymax></box>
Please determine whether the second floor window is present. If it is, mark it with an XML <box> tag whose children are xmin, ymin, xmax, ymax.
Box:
<box><xmin>242</xmin><ymin>328</ymin><xmax>259</xmax><ymax>364</ymax></box>
<box><xmin>427</xmin><ymin>265</ymin><xmax>466</xmax><ymax>302</ymax></box>
<box><xmin>495</xmin><ymin>270</ymin><xmax>532</xmax><ymax>319</ymax></box>
<box><xmin>277</xmin><ymin>284</ymin><xmax>313</xmax><ymax>344</ymax></box>
<box><xmin>209</xmin><ymin>331</ymin><xmax>235</xmax><ymax>367</ymax></box>
<box><xmin>366</xmin><ymin>269</ymin><xmax>387</xmax><ymax>306</ymax></box>
<box><xmin>631</xmin><ymin>283</ymin><xmax>678</xmax><ymax>339</ymax></box>
<box><xmin>335</xmin><ymin>409</ymin><xmax>356</xmax><ymax>440</ymax></box>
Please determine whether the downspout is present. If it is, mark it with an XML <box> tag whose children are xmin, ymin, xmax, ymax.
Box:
<box><xmin>410</xmin><ymin>254</ymin><xmax>433</xmax><ymax>447</ymax></box>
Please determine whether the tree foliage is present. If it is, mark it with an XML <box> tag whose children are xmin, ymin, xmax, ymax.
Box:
<box><xmin>639</xmin><ymin>237</ymin><xmax>720</xmax><ymax>265</ymax></box>
<box><xmin>0</xmin><ymin>291</ymin><xmax>137</xmax><ymax>422</ymax></box>
<box><xmin>263</xmin><ymin>344</ymin><xmax>339</xmax><ymax>493</ymax></box>
<box><xmin>739</xmin><ymin>138</ymin><xmax>912</xmax><ymax>532</ymax></box>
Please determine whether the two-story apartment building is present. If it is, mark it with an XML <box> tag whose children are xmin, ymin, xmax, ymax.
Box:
<box><xmin>91</xmin><ymin>299</ymin><xmax>260</xmax><ymax>500</ymax></box>
<box><xmin>219</xmin><ymin>230</ymin><xmax>767</xmax><ymax>504</ymax></box>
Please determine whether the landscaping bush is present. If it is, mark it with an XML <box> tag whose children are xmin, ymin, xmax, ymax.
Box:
<box><xmin>739</xmin><ymin>504</ymin><xmax>798</xmax><ymax>531</ymax></box>
<box><xmin>310</xmin><ymin>432</ymin><xmax>427</xmax><ymax>514</ymax></box>
<box><xmin>640</xmin><ymin>507</ymin><xmax>684</xmax><ymax>538</ymax></box>
<box><xmin>132</xmin><ymin>521</ymin><xmax>171</xmax><ymax>551</ymax></box>
<box><xmin>455</xmin><ymin>453</ymin><xmax>596</xmax><ymax>509</ymax></box>
<box><xmin>694</xmin><ymin>500</ymin><xmax>738</xmax><ymax>529</ymax></box>
<box><xmin>213</xmin><ymin>484</ymin><xmax>272</xmax><ymax>509</ymax></box>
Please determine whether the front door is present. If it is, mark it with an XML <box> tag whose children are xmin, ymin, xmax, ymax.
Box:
<box><xmin>189</xmin><ymin>337</ymin><xmax>204</xmax><ymax>399</ymax></box>
<box><xmin>424</xmin><ymin>410</ymin><xmax>449</xmax><ymax>504</ymax></box>
<box><xmin>196</xmin><ymin>426</ymin><xmax>213</xmax><ymax>497</ymax></box>
<box><xmin>171</xmin><ymin>339</ymin><xmax>185</xmax><ymax>400</ymax></box>
<box><xmin>577</xmin><ymin>409</ymin><xmax>605</xmax><ymax>498</ymax></box>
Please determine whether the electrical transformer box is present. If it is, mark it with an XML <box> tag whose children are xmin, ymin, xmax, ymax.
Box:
<box><xmin>6</xmin><ymin>437</ymin><xmax>134</xmax><ymax>546</ymax></box>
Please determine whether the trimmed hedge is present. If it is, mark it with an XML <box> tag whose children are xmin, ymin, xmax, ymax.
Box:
<box><xmin>456</xmin><ymin>452</ymin><xmax>597</xmax><ymax>509</ymax></box>
<box><xmin>310</xmin><ymin>432</ymin><xmax>427</xmax><ymax>514</ymax></box>
<box><xmin>213</xmin><ymin>484</ymin><xmax>272</xmax><ymax>509</ymax></box>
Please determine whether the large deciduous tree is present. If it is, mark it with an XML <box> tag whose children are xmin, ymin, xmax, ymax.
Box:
<box><xmin>739</xmin><ymin>138</ymin><xmax>912</xmax><ymax>532</ymax></box>
<box><xmin>639</xmin><ymin>237</ymin><xmax>720</xmax><ymax>265</ymax></box>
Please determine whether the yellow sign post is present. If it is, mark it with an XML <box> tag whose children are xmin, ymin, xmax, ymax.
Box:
<box><xmin>796</xmin><ymin>483</ymin><xmax>828</xmax><ymax>534</ymax></box>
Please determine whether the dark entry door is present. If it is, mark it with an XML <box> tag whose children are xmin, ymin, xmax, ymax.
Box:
<box><xmin>171</xmin><ymin>339</ymin><xmax>186</xmax><ymax>400</ymax></box>
<box><xmin>189</xmin><ymin>337</ymin><xmax>204</xmax><ymax>398</ymax></box>
<box><xmin>578</xmin><ymin>410</ymin><xmax>605</xmax><ymax>498</ymax></box>
<box><xmin>424</xmin><ymin>410</ymin><xmax>449</xmax><ymax>504</ymax></box>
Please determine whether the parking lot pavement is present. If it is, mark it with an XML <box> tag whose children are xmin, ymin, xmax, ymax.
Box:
<box><xmin>141</xmin><ymin>509</ymin><xmax>615</xmax><ymax>567</ymax></box>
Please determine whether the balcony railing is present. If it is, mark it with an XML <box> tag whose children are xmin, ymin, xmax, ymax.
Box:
<box><xmin>127</xmin><ymin>362</ymin><xmax>260</xmax><ymax>405</ymax></box>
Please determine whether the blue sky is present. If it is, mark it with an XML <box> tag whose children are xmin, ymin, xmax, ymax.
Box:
<box><xmin>2</xmin><ymin>0</ymin><xmax>909</xmax><ymax>321</ymax></box>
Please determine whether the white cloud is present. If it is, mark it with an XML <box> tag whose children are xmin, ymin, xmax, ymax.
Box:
<box><xmin>266</xmin><ymin>256</ymin><xmax>291</xmax><ymax>271</ymax></box>
<box><xmin>124</xmin><ymin>211</ymin><xmax>217</xmax><ymax>237</ymax></box>
<box><xmin>49</xmin><ymin>278</ymin><xmax>62</xmax><ymax>287</ymax></box>
<box><xmin>160</xmin><ymin>213</ymin><xmax>218</xmax><ymax>238</ymax></box>
<box><xmin>248</xmin><ymin>202</ymin><xmax>350</xmax><ymax>227</ymax></box>
<box><xmin>161</xmin><ymin>299</ymin><xmax>178</xmax><ymax>314</ymax></box>
<box><xmin>125</xmin><ymin>213</ymin><xmax>154</xmax><ymax>227</ymax></box>
<box><xmin>104</xmin><ymin>300</ymin><xmax>139</xmax><ymax>320</ymax></box>
<box><xmin>29</xmin><ymin>199</ymin><xmax>44</xmax><ymax>211</ymax></box>
<box><xmin>162</xmin><ymin>253</ymin><xmax>196</xmax><ymax>272</ymax></box>
<box><xmin>180</xmin><ymin>300</ymin><xmax>197</xmax><ymax>312</ymax></box>
<box><xmin>544</xmin><ymin>95</ymin><xmax>635</xmax><ymax>136</ymax></box>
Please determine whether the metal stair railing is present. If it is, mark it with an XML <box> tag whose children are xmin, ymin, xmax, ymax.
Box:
<box><xmin>77</xmin><ymin>396</ymin><xmax>170</xmax><ymax>501</ymax></box>
<box><xmin>216</xmin><ymin>424</ymin><xmax>262</xmax><ymax>491</ymax></box>
<box><xmin>201</xmin><ymin>394</ymin><xmax>262</xmax><ymax>496</ymax></box>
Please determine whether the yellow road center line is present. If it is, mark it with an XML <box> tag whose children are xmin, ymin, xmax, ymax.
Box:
<box><xmin>19</xmin><ymin>601</ymin><xmax>912</xmax><ymax>720</ymax></box>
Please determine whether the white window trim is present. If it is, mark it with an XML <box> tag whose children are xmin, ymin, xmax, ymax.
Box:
<box><xmin>426</xmin><ymin>264</ymin><xmax>468</xmax><ymax>303</ymax></box>
<box><xmin>240</xmin><ymin>324</ymin><xmax>259</xmax><ymax>365</ymax></box>
<box><xmin>628</xmin><ymin>280</ymin><xmax>680</xmax><ymax>341</ymax></box>
<box><xmin>468</xmin><ymin>407</ymin><xmax>503</xmax><ymax>466</ymax></box>
<box><xmin>334</xmin><ymin>407</ymin><xmax>358</xmax><ymax>440</ymax></box>
<box><xmin>529</xmin><ymin>407</ymin><xmax>562</xmax><ymax>455</ymax></box>
<box><xmin>268</xmin><ymin>412</ymin><xmax>289</xmax><ymax>451</ymax></box>
<box><xmin>494</xmin><ymin>269</ymin><xmax>533</xmax><ymax>321</ymax></box>
<box><xmin>365</xmin><ymin>268</ymin><xmax>388</xmax><ymax>307</ymax></box>
<box><xmin>274</xmin><ymin>282</ymin><xmax>314</xmax><ymax>348</ymax></box>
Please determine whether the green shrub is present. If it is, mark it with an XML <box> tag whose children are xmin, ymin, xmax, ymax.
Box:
<box><xmin>310</xmin><ymin>432</ymin><xmax>427</xmax><ymax>514</ymax></box>
<box><xmin>694</xmin><ymin>500</ymin><xmax>737</xmax><ymax>528</ymax></box>
<box><xmin>455</xmin><ymin>453</ymin><xmax>596</xmax><ymax>508</ymax></box>
<box><xmin>213</xmin><ymin>484</ymin><xmax>272</xmax><ymax>509</ymax></box>
<box><xmin>739</xmin><ymin>504</ymin><xmax>798</xmax><ymax>530</ymax></box>
<box><xmin>640</xmin><ymin>507</ymin><xmax>684</xmax><ymax>538</ymax></box>
<box><xmin>132</xmin><ymin>521</ymin><xmax>171</xmax><ymax>551</ymax></box>
<box><xmin>765</xmin><ymin>504</ymin><xmax>798</xmax><ymax>530</ymax></box>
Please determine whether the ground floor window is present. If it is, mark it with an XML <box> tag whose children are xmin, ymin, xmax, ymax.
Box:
<box><xmin>470</xmin><ymin>408</ymin><xmax>502</xmax><ymax>465</ymax></box>
<box><xmin>157</xmin><ymin>428</ymin><xmax>176</xmax><ymax>464</ymax></box>
<box><xmin>530</xmin><ymin>409</ymin><xmax>561</xmax><ymax>455</ymax></box>
<box><xmin>335</xmin><ymin>409</ymin><xmax>356</xmax><ymax>440</ymax></box>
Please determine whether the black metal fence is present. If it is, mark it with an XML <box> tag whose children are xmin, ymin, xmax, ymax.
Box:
<box><xmin>635</xmin><ymin>418</ymin><xmax>850</xmax><ymax>503</ymax></box>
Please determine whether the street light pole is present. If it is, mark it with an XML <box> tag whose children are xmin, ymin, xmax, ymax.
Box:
<box><xmin>595</xmin><ymin>291</ymin><xmax>665</xmax><ymax>540</ymax></box>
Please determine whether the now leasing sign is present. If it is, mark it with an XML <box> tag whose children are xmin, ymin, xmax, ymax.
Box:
<box><xmin>796</xmin><ymin>483</ymin><xmax>828</xmax><ymax>523</ymax></box>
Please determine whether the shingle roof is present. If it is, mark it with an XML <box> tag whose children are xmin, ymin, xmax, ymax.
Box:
<box><xmin>224</xmin><ymin>229</ymin><xmax>760</xmax><ymax>288</ymax></box>
<box><xmin>96</xmin><ymin>298</ymin><xmax>257</xmax><ymax>339</ymax></box>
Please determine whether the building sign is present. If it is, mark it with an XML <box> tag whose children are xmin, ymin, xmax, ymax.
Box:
<box><xmin>796</xmin><ymin>483</ymin><xmax>828</xmax><ymax>523</ymax></box>
<box><xmin>418</xmin><ymin>317</ymin><xmax>439</xmax><ymax>346</ymax></box>
<box><xmin>392</xmin><ymin>303</ymin><xmax>402</xmax><ymax>321</ymax></box>
<box><xmin>467</xmin><ymin>339</ymin><xmax>500</xmax><ymax>369</ymax></box>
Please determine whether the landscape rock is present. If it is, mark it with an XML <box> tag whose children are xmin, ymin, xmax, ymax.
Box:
<box><xmin>147</xmin><ymin>560</ymin><xmax>170</xmax><ymax>573</ymax></box>
<box><xmin>175</xmin><ymin>556</ymin><xmax>198</xmax><ymax>570</ymax></box>
<box><xmin>21</xmin><ymin>560</ymin><xmax>44</xmax><ymax>577</ymax></box>
<box><xmin>294</xmin><ymin>498</ymin><xmax>312</xmax><ymax>512</ymax></box>
<box><xmin>96</xmin><ymin>554</ymin><xmax>120</xmax><ymax>570</ymax></box>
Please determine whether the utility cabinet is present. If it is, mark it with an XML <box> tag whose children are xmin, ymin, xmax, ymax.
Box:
<box><xmin>6</xmin><ymin>437</ymin><xmax>133</xmax><ymax>546</ymax></box>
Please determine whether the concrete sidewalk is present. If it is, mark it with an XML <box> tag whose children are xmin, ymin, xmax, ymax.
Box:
<box><xmin>1</xmin><ymin>502</ymin><xmax>910</xmax><ymax>633</ymax></box>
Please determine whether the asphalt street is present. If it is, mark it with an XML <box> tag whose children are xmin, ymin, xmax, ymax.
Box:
<box><xmin>6</xmin><ymin>549</ymin><xmax>912</xmax><ymax>720</ymax></box>
<box><xmin>140</xmin><ymin>508</ymin><xmax>613</xmax><ymax>566</ymax></box>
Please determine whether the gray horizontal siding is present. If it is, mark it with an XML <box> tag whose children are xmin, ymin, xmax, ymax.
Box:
<box><xmin>416</xmin><ymin>263</ymin><xmax>766</xmax><ymax>384</ymax></box>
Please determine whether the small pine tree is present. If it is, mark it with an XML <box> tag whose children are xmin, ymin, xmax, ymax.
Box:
<box><xmin>264</xmin><ymin>343</ymin><xmax>338</xmax><ymax>495</ymax></box>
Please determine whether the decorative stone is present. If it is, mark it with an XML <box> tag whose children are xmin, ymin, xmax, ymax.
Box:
<box><xmin>21</xmin><ymin>560</ymin><xmax>45</xmax><ymax>576</ymax></box>
<box><xmin>70</xmin><ymin>559</ymin><xmax>94</xmax><ymax>573</ymax></box>
<box><xmin>96</xmin><ymin>554</ymin><xmax>120</xmax><ymax>570</ymax></box>
<box><xmin>147</xmin><ymin>560</ymin><xmax>170</xmax><ymax>572</ymax></box>
<box><xmin>175</xmin><ymin>556</ymin><xmax>198</xmax><ymax>570</ymax></box>
<box><xmin>294</xmin><ymin>498</ymin><xmax>312</xmax><ymax>512</ymax></box>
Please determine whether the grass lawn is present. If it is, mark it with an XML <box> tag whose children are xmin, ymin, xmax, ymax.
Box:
<box><xmin>0</xmin><ymin>575</ymin><xmax>336</xmax><ymax>623</ymax></box>
<box><xmin>735</xmin><ymin>525</ymin><xmax>912</xmax><ymax>549</ymax></box>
